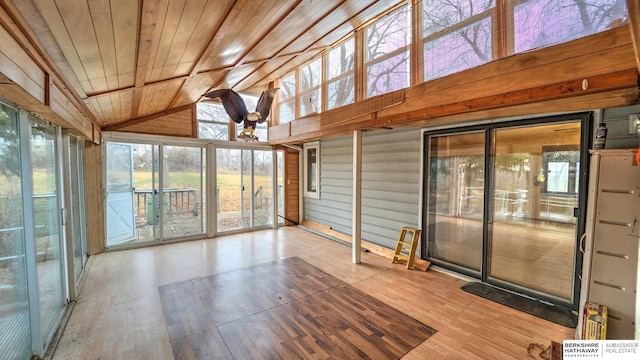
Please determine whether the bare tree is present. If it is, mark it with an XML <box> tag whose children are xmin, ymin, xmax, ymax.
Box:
<box><xmin>299</xmin><ymin>59</ymin><xmax>321</xmax><ymax>115</ymax></box>
<box><xmin>327</xmin><ymin>39</ymin><xmax>355</xmax><ymax>108</ymax></box>
<box><xmin>422</xmin><ymin>0</ymin><xmax>493</xmax><ymax>80</ymax></box>
<box><xmin>197</xmin><ymin>102</ymin><xmax>230</xmax><ymax>140</ymax></box>
<box><xmin>366</xmin><ymin>5</ymin><xmax>411</xmax><ymax>96</ymax></box>
<box><xmin>297</xmin><ymin>0</ymin><xmax>626</xmax><ymax>114</ymax></box>
<box><xmin>514</xmin><ymin>0</ymin><xmax>626</xmax><ymax>51</ymax></box>
<box><xmin>420</xmin><ymin>0</ymin><xmax>626</xmax><ymax>79</ymax></box>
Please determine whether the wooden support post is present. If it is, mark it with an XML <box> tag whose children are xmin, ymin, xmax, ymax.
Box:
<box><xmin>352</xmin><ymin>130</ymin><xmax>362</xmax><ymax>264</ymax></box>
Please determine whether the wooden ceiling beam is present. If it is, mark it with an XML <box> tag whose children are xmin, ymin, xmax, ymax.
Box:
<box><xmin>373</xmin><ymin>69</ymin><xmax>639</xmax><ymax>129</ymax></box>
<box><xmin>102</xmin><ymin>103</ymin><xmax>193</xmax><ymax>131</ymax></box>
<box><xmin>86</xmin><ymin>66</ymin><xmax>237</xmax><ymax>100</ymax></box>
<box><xmin>131</xmin><ymin>0</ymin><xmax>161</xmax><ymax>119</ymax></box>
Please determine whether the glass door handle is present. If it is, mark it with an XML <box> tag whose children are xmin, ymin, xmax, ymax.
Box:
<box><xmin>579</xmin><ymin>233</ymin><xmax>587</xmax><ymax>253</ymax></box>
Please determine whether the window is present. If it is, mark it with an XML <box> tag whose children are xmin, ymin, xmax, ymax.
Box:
<box><xmin>236</xmin><ymin>93</ymin><xmax>268</xmax><ymax>142</ymax></box>
<box><xmin>421</xmin><ymin>0</ymin><xmax>494</xmax><ymax>81</ymax></box>
<box><xmin>278</xmin><ymin>72</ymin><xmax>296</xmax><ymax>123</ymax></box>
<box><xmin>514</xmin><ymin>0</ymin><xmax>627</xmax><ymax>53</ymax></box>
<box><xmin>299</xmin><ymin>58</ymin><xmax>322</xmax><ymax>116</ymax></box>
<box><xmin>273</xmin><ymin>0</ymin><xmax>625</xmax><ymax>121</ymax></box>
<box><xmin>541</xmin><ymin>146</ymin><xmax>580</xmax><ymax>195</ymax></box>
<box><xmin>198</xmin><ymin>102</ymin><xmax>230</xmax><ymax>140</ymax></box>
<box><xmin>365</xmin><ymin>4</ymin><xmax>411</xmax><ymax>97</ymax></box>
<box><xmin>304</xmin><ymin>141</ymin><xmax>319</xmax><ymax>198</ymax></box>
<box><xmin>327</xmin><ymin>36</ymin><xmax>355</xmax><ymax>110</ymax></box>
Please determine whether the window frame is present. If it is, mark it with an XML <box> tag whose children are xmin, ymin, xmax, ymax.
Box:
<box><xmin>326</xmin><ymin>35</ymin><xmax>355</xmax><ymax>110</ymax></box>
<box><xmin>364</xmin><ymin>3</ymin><xmax>412</xmax><ymax>98</ymax></box>
<box><xmin>512</xmin><ymin>0</ymin><xmax>628</xmax><ymax>54</ymax></box>
<box><xmin>298</xmin><ymin>57</ymin><xmax>323</xmax><ymax>117</ymax></box>
<box><xmin>273</xmin><ymin>0</ymin><xmax>627</xmax><ymax>123</ymax></box>
<box><xmin>197</xmin><ymin>101</ymin><xmax>231</xmax><ymax>140</ymax></box>
<box><xmin>277</xmin><ymin>71</ymin><xmax>297</xmax><ymax>124</ymax></box>
<box><xmin>419</xmin><ymin>0</ymin><xmax>496</xmax><ymax>82</ymax></box>
<box><xmin>303</xmin><ymin>141</ymin><xmax>320</xmax><ymax>199</ymax></box>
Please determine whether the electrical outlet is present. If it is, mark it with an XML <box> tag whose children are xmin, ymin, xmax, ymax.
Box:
<box><xmin>629</xmin><ymin>114</ymin><xmax>640</xmax><ymax>135</ymax></box>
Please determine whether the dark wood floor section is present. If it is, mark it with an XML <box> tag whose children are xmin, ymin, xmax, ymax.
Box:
<box><xmin>158</xmin><ymin>256</ymin><xmax>436</xmax><ymax>359</ymax></box>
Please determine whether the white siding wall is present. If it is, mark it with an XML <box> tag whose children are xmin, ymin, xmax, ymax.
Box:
<box><xmin>304</xmin><ymin>128</ymin><xmax>422</xmax><ymax>249</ymax></box>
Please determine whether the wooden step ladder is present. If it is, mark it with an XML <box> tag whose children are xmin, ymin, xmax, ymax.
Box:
<box><xmin>392</xmin><ymin>227</ymin><xmax>421</xmax><ymax>270</ymax></box>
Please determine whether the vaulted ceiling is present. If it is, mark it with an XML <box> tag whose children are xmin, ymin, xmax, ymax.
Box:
<box><xmin>7</xmin><ymin>0</ymin><xmax>401</xmax><ymax>129</ymax></box>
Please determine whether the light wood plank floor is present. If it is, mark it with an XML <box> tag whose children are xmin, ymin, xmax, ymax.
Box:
<box><xmin>49</xmin><ymin>227</ymin><xmax>575</xmax><ymax>360</ymax></box>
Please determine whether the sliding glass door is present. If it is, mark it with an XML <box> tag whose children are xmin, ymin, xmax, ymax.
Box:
<box><xmin>1</xmin><ymin>100</ymin><xmax>90</xmax><ymax>357</ymax></box>
<box><xmin>103</xmin><ymin>135</ymin><xmax>275</xmax><ymax>243</ymax></box>
<box><xmin>488</xmin><ymin>122</ymin><xmax>582</xmax><ymax>300</ymax></box>
<box><xmin>105</xmin><ymin>143</ymin><xmax>137</xmax><ymax>246</ymax></box>
<box><xmin>65</xmin><ymin>133</ymin><xmax>88</xmax><ymax>285</ymax></box>
<box><xmin>425</xmin><ymin>114</ymin><xmax>588</xmax><ymax>307</ymax></box>
<box><xmin>216</xmin><ymin>148</ymin><xmax>274</xmax><ymax>232</ymax></box>
<box><xmin>105</xmin><ymin>142</ymin><xmax>207</xmax><ymax>246</ymax></box>
<box><xmin>0</xmin><ymin>103</ymin><xmax>31</xmax><ymax>359</ymax></box>
<box><xmin>133</xmin><ymin>143</ymin><xmax>160</xmax><ymax>243</ymax></box>
<box><xmin>162</xmin><ymin>145</ymin><xmax>206</xmax><ymax>240</ymax></box>
<box><xmin>217</xmin><ymin>149</ymin><xmax>248</xmax><ymax>232</ymax></box>
<box><xmin>29</xmin><ymin>116</ymin><xmax>66</xmax><ymax>346</ymax></box>
<box><xmin>254</xmin><ymin>150</ymin><xmax>274</xmax><ymax>227</ymax></box>
<box><xmin>426</xmin><ymin>131</ymin><xmax>485</xmax><ymax>273</ymax></box>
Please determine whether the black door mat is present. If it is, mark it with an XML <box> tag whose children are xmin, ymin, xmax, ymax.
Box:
<box><xmin>461</xmin><ymin>282</ymin><xmax>577</xmax><ymax>328</ymax></box>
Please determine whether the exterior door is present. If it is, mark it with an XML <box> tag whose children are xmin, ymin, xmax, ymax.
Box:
<box><xmin>216</xmin><ymin>148</ymin><xmax>249</xmax><ymax>232</ymax></box>
<box><xmin>425</xmin><ymin>113</ymin><xmax>589</xmax><ymax>308</ymax></box>
<box><xmin>105</xmin><ymin>142</ymin><xmax>136</xmax><ymax>245</ymax></box>
<box><xmin>426</xmin><ymin>131</ymin><xmax>486</xmax><ymax>274</ymax></box>
<box><xmin>253</xmin><ymin>150</ymin><xmax>274</xmax><ymax>227</ymax></box>
<box><xmin>487</xmin><ymin>121</ymin><xmax>583</xmax><ymax>303</ymax></box>
<box><xmin>242</xmin><ymin>150</ymin><xmax>251</xmax><ymax>228</ymax></box>
<box><xmin>29</xmin><ymin>116</ymin><xmax>66</xmax><ymax>351</ymax></box>
<box><xmin>0</xmin><ymin>102</ymin><xmax>31</xmax><ymax>359</ymax></box>
<box><xmin>162</xmin><ymin>145</ymin><xmax>206</xmax><ymax>240</ymax></box>
<box><xmin>62</xmin><ymin>132</ymin><xmax>88</xmax><ymax>288</ymax></box>
<box><xmin>68</xmin><ymin>135</ymin><xmax>87</xmax><ymax>282</ymax></box>
<box><xmin>216</xmin><ymin>148</ymin><xmax>273</xmax><ymax>232</ymax></box>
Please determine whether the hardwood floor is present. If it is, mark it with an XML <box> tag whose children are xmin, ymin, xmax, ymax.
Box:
<box><xmin>163</xmin><ymin>257</ymin><xmax>435</xmax><ymax>359</ymax></box>
<box><xmin>49</xmin><ymin>227</ymin><xmax>575</xmax><ymax>360</ymax></box>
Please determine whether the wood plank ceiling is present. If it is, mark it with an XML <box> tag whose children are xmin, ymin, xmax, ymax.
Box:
<box><xmin>9</xmin><ymin>0</ymin><xmax>401</xmax><ymax>128</ymax></box>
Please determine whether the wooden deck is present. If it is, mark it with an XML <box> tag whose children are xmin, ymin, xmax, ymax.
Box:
<box><xmin>49</xmin><ymin>227</ymin><xmax>575</xmax><ymax>359</ymax></box>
